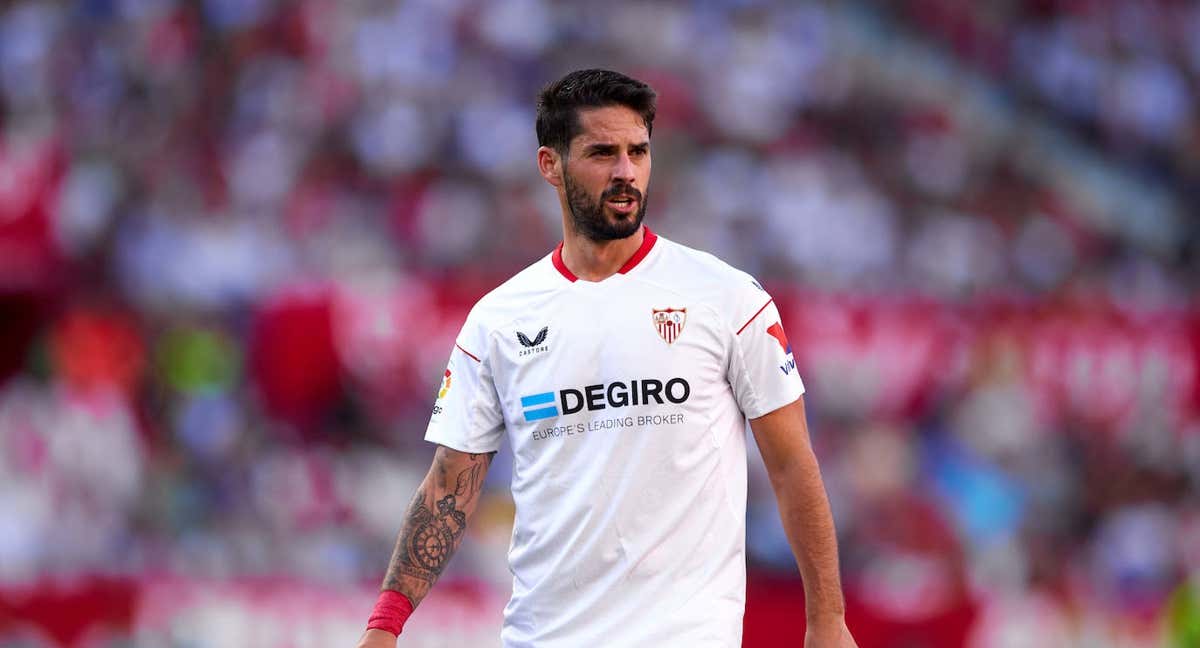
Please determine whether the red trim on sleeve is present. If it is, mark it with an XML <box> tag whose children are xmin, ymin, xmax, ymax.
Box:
<box><xmin>736</xmin><ymin>298</ymin><xmax>774</xmax><ymax>335</ymax></box>
<box><xmin>618</xmin><ymin>226</ymin><xmax>658</xmax><ymax>274</ymax></box>
<box><xmin>551</xmin><ymin>242</ymin><xmax>578</xmax><ymax>282</ymax></box>
<box><xmin>456</xmin><ymin>343</ymin><xmax>481</xmax><ymax>363</ymax></box>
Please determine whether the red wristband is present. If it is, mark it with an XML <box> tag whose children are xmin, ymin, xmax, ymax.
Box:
<box><xmin>366</xmin><ymin>590</ymin><xmax>414</xmax><ymax>636</ymax></box>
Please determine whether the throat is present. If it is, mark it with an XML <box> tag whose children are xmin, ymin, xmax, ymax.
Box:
<box><xmin>556</xmin><ymin>226</ymin><xmax>655</xmax><ymax>282</ymax></box>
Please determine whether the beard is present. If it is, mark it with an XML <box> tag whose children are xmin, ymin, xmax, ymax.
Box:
<box><xmin>563</xmin><ymin>169</ymin><xmax>647</xmax><ymax>242</ymax></box>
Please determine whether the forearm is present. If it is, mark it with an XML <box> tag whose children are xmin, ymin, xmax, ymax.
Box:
<box><xmin>380</xmin><ymin>448</ymin><xmax>493</xmax><ymax>606</ymax></box>
<box><xmin>768</xmin><ymin>444</ymin><xmax>845</xmax><ymax>621</ymax></box>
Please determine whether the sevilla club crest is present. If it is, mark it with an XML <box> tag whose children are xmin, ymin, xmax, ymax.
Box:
<box><xmin>652</xmin><ymin>307</ymin><xmax>687</xmax><ymax>344</ymax></box>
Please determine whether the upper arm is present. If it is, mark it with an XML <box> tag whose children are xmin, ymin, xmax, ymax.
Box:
<box><xmin>425</xmin><ymin>307</ymin><xmax>506</xmax><ymax>454</ymax></box>
<box><xmin>748</xmin><ymin>396</ymin><xmax>814</xmax><ymax>477</ymax></box>
<box><xmin>725</xmin><ymin>278</ymin><xmax>804</xmax><ymax>419</ymax></box>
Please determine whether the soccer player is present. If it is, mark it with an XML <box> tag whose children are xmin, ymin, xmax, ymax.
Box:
<box><xmin>357</xmin><ymin>69</ymin><xmax>857</xmax><ymax>648</ymax></box>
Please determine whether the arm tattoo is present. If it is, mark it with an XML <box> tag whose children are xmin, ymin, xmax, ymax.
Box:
<box><xmin>382</xmin><ymin>451</ymin><xmax>494</xmax><ymax>604</ymax></box>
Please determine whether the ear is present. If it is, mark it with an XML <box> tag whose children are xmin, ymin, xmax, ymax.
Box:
<box><xmin>537</xmin><ymin>146</ymin><xmax>563</xmax><ymax>188</ymax></box>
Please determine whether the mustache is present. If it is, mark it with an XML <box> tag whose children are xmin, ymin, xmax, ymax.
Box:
<box><xmin>601</xmin><ymin>183</ymin><xmax>642</xmax><ymax>202</ymax></box>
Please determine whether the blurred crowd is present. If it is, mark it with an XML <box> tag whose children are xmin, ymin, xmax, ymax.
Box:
<box><xmin>887</xmin><ymin>0</ymin><xmax>1200</xmax><ymax>177</ymax></box>
<box><xmin>0</xmin><ymin>0</ymin><xmax>1197</xmax><ymax>646</ymax></box>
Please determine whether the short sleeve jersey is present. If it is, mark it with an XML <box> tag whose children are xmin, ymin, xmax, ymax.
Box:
<box><xmin>426</xmin><ymin>228</ymin><xmax>804</xmax><ymax>648</ymax></box>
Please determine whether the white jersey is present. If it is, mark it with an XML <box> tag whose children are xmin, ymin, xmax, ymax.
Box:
<box><xmin>425</xmin><ymin>228</ymin><xmax>804</xmax><ymax>648</ymax></box>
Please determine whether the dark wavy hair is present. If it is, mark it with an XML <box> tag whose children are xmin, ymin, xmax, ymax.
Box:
<box><xmin>535</xmin><ymin>69</ymin><xmax>657</xmax><ymax>155</ymax></box>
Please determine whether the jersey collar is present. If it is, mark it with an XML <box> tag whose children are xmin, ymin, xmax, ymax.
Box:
<box><xmin>552</xmin><ymin>226</ymin><xmax>659</xmax><ymax>283</ymax></box>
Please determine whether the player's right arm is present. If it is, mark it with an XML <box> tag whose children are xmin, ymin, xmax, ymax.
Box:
<box><xmin>359</xmin><ymin>301</ymin><xmax>504</xmax><ymax>646</ymax></box>
<box><xmin>355</xmin><ymin>445</ymin><xmax>495</xmax><ymax>648</ymax></box>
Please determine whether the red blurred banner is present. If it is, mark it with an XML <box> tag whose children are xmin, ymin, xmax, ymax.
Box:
<box><xmin>1</xmin><ymin>574</ymin><xmax>977</xmax><ymax>647</ymax></box>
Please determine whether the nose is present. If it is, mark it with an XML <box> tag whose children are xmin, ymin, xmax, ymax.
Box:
<box><xmin>611</xmin><ymin>152</ymin><xmax>636</xmax><ymax>184</ymax></box>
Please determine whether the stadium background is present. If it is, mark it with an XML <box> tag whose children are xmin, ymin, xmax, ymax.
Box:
<box><xmin>0</xmin><ymin>0</ymin><xmax>1198</xmax><ymax>646</ymax></box>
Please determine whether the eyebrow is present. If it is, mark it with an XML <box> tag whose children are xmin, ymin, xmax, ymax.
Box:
<box><xmin>582</xmin><ymin>141</ymin><xmax>651</xmax><ymax>154</ymax></box>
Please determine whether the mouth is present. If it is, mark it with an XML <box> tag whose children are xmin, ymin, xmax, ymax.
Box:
<box><xmin>605</xmin><ymin>195</ymin><xmax>639</xmax><ymax>216</ymax></box>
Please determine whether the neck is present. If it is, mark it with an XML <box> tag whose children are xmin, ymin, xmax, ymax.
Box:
<box><xmin>559</xmin><ymin>225</ymin><xmax>648</xmax><ymax>282</ymax></box>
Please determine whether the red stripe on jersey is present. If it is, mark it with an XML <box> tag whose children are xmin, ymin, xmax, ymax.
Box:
<box><xmin>736</xmin><ymin>298</ymin><xmax>774</xmax><ymax>335</ymax></box>
<box><xmin>456</xmin><ymin>343</ymin><xmax>481</xmax><ymax>363</ymax></box>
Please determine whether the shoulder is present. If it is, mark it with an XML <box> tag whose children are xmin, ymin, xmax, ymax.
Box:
<box><xmin>459</xmin><ymin>253</ymin><xmax>564</xmax><ymax>341</ymax></box>
<box><xmin>642</xmin><ymin>236</ymin><xmax>772</xmax><ymax>327</ymax></box>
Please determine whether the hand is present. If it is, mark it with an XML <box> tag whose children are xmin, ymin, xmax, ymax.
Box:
<box><xmin>355</xmin><ymin>628</ymin><xmax>398</xmax><ymax>648</ymax></box>
<box><xmin>804</xmin><ymin>617</ymin><xmax>858</xmax><ymax>648</ymax></box>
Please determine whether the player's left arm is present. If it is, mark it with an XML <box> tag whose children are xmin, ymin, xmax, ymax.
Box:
<box><xmin>749</xmin><ymin>395</ymin><xmax>857</xmax><ymax>648</ymax></box>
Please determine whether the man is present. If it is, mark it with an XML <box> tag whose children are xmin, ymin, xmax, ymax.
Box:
<box><xmin>357</xmin><ymin>69</ymin><xmax>857</xmax><ymax>648</ymax></box>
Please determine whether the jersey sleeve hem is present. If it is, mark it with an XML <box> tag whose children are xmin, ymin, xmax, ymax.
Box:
<box><xmin>423</xmin><ymin>430</ymin><xmax>503</xmax><ymax>454</ymax></box>
<box><xmin>741</xmin><ymin>384</ymin><xmax>805</xmax><ymax>420</ymax></box>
